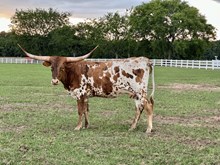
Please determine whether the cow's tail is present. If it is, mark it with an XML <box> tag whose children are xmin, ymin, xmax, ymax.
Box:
<box><xmin>149</xmin><ymin>62</ymin><xmax>155</xmax><ymax>105</ymax></box>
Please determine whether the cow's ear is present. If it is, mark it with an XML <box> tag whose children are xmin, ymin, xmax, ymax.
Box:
<box><xmin>43</xmin><ymin>61</ymin><xmax>51</xmax><ymax>67</ymax></box>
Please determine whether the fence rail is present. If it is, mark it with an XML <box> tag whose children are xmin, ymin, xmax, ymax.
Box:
<box><xmin>0</xmin><ymin>57</ymin><xmax>220</xmax><ymax>70</ymax></box>
<box><xmin>0</xmin><ymin>57</ymin><xmax>41</xmax><ymax>64</ymax></box>
<box><xmin>154</xmin><ymin>59</ymin><xmax>220</xmax><ymax>70</ymax></box>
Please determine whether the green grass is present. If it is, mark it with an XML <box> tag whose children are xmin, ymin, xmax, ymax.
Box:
<box><xmin>1</xmin><ymin>64</ymin><xmax>220</xmax><ymax>164</ymax></box>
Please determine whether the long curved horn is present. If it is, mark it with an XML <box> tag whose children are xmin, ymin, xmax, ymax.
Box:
<box><xmin>18</xmin><ymin>44</ymin><xmax>50</xmax><ymax>61</ymax></box>
<box><xmin>66</xmin><ymin>45</ymin><xmax>99</xmax><ymax>62</ymax></box>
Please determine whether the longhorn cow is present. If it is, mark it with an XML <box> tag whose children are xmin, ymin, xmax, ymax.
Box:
<box><xmin>18</xmin><ymin>44</ymin><xmax>155</xmax><ymax>133</ymax></box>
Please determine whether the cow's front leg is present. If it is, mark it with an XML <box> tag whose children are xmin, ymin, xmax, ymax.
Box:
<box><xmin>74</xmin><ymin>96</ymin><xmax>89</xmax><ymax>130</ymax></box>
<box><xmin>74</xmin><ymin>105</ymin><xmax>83</xmax><ymax>130</ymax></box>
<box><xmin>74</xmin><ymin>98</ymin><xmax>85</xmax><ymax>130</ymax></box>
<box><xmin>84</xmin><ymin>98</ymin><xmax>89</xmax><ymax>129</ymax></box>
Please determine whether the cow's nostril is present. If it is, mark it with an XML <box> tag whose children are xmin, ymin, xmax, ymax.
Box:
<box><xmin>51</xmin><ymin>79</ymin><xmax>59</xmax><ymax>85</ymax></box>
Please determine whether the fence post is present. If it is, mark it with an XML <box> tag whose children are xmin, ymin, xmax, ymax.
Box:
<box><xmin>212</xmin><ymin>60</ymin><xmax>214</xmax><ymax>70</ymax></box>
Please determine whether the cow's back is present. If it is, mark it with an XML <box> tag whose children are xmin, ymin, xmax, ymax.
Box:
<box><xmin>85</xmin><ymin>57</ymin><xmax>152</xmax><ymax>98</ymax></box>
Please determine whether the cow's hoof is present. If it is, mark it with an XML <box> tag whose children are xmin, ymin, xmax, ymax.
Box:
<box><xmin>128</xmin><ymin>127</ymin><xmax>135</xmax><ymax>131</ymax></box>
<box><xmin>84</xmin><ymin>125</ymin><xmax>89</xmax><ymax>129</ymax></box>
<box><xmin>146</xmin><ymin>128</ymin><xmax>152</xmax><ymax>134</ymax></box>
<box><xmin>74</xmin><ymin>127</ymin><xmax>81</xmax><ymax>131</ymax></box>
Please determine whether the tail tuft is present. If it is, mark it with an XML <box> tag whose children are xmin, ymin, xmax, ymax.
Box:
<box><xmin>149</xmin><ymin>96</ymin><xmax>154</xmax><ymax>105</ymax></box>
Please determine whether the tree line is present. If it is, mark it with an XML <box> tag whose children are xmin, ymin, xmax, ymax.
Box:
<box><xmin>0</xmin><ymin>0</ymin><xmax>220</xmax><ymax>60</ymax></box>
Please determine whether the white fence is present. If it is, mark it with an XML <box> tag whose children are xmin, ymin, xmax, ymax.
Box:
<box><xmin>0</xmin><ymin>57</ymin><xmax>220</xmax><ymax>70</ymax></box>
<box><xmin>0</xmin><ymin>57</ymin><xmax>42</xmax><ymax>64</ymax></box>
<box><xmin>154</xmin><ymin>59</ymin><xmax>220</xmax><ymax>70</ymax></box>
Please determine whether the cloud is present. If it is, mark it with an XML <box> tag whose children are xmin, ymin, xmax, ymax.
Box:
<box><xmin>212</xmin><ymin>0</ymin><xmax>220</xmax><ymax>2</ymax></box>
<box><xmin>0</xmin><ymin>0</ymin><xmax>145</xmax><ymax>19</ymax></box>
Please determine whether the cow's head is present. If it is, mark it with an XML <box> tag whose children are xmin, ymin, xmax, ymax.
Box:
<box><xmin>18</xmin><ymin>44</ymin><xmax>98</xmax><ymax>85</ymax></box>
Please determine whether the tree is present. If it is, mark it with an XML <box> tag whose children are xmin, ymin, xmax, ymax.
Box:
<box><xmin>10</xmin><ymin>8</ymin><xmax>71</xmax><ymax>36</ymax></box>
<box><xmin>129</xmin><ymin>0</ymin><xmax>216</xmax><ymax>59</ymax></box>
<box><xmin>48</xmin><ymin>25</ymin><xmax>79</xmax><ymax>56</ymax></box>
<box><xmin>75</xmin><ymin>19</ymin><xmax>104</xmax><ymax>42</ymax></box>
<box><xmin>204</xmin><ymin>41</ymin><xmax>220</xmax><ymax>60</ymax></box>
<box><xmin>100</xmin><ymin>12</ymin><xmax>128</xmax><ymax>41</ymax></box>
<box><xmin>74</xmin><ymin>12</ymin><xmax>132</xmax><ymax>58</ymax></box>
<box><xmin>0</xmin><ymin>32</ymin><xmax>20</xmax><ymax>57</ymax></box>
<box><xmin>174</xmin><ymin>39</ymin><xmax>210</xmax><ymax>59</ymax></box>
<box><xmin>98</xmin><ymin>12</ymin><xmax>131</xmax><ymax>58</ymax></box>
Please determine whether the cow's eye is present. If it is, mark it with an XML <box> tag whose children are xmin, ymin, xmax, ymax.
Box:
<box><xmin>60</xmin><ymin>68</ymin><xmax>64</xmax><ymax>72</ymax></box>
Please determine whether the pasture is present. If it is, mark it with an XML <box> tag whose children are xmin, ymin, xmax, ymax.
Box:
<box><xmin>1</xmin><ymin>64</ymin><xmax>220</xmax><ymax>164</ymax></box>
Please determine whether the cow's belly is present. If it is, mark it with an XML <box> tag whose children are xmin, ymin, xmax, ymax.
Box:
<box><xmin>69</xmin><ymin>86</ymin><xmax>118</xmax><ymax>99</ymax></box>
<box><xmin>87</xmin><ymin>87</ymin><xmax>118</xmax><ymax>98</ymax></box>
<box><xmin>87</xmin><ymin>83</ymin><xmax>143</xmax><ymax>99</ymax></box>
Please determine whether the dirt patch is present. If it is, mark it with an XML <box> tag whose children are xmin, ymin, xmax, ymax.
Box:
<box><xmin>155</xmin><ymin>114</ymin><xmax>220</xmax><ymax>128</ymax></box>
<box><xmin>158</xmin><ymin>83</ymin><xmax>220</xmax><ymax>92</ymax></box>
<box><xmin>0</xmin><ymin>102</ymin><xmax>74</xmax><ymax>112</ymax></box>
<box><xmin>153</xmin><ymin>114</ymin><xmax>220</xmax><ymax>148</ymax></box>
<box><xmin>0</xmin><ymin>125</ymin><xmax>27</xmax><ymax>134</ymax></box>
<box><xmin>178</xmin><ymin>137</ymin><xmax>219</xmax><ymax>149</ymax></box>
<box><xmin>0</xmin><ymin>103</ymin><xmax>41</xmax><ymax>111</ymax></box>
<box><xmin>100</xmin><ymin>110</ymin><xmax>116</xmax><ymax>117</ymax></box>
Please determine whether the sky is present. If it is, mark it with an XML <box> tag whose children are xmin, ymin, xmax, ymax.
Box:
<box><xmin>0</xmin><ymin>0</ymin><xmax>220</xmax><ymax>40</ymax></box>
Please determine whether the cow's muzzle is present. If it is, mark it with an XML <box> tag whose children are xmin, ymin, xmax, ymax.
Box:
<box><xmin>51</xmin><ymin>78</ymin><xmax>59</xmax><ymax>85</ymax></box>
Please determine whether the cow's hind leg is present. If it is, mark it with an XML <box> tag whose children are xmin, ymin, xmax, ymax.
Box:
<box><xmin>144</xmin><ymin>96</ymin><xmax>154</xmax><ymax>133</ymax></box>
<box><xmin>129</xmin><ymin>100</ymin><xmax>143</xmax><ymax>131</ymax></box>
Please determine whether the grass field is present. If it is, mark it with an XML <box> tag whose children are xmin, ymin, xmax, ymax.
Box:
<box><xmin>1</xmin><ymin>64</ymin><xmax>220</xmax><ymax>165</ymax></box>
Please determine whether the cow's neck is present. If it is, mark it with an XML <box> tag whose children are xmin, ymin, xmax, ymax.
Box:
<box><xmin>61</xmin><ymin>62</ymin><xmax>85</xmax><ymax>91</ymax></box>
<box><xmin>60</xmin><ymin>69</ymin><xmax>69</xmax><ymax>90</ymax></box>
